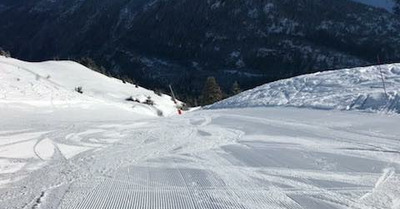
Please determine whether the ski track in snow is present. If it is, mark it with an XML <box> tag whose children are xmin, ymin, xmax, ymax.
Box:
<box><xmin>0</xmin><ymin>107</ymin><xmax>399</xmax><ymax>209</ymax></box>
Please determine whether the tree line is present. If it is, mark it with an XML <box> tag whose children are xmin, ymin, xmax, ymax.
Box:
<box><xmin>201</xmin><ymin>77</ymin><xmax>241</xmax><ymax>106</ymax></box>
<box><xmin>78</xmin><ymin>57</ymin><xmax>240</xmax><ymax>107</ymax></box>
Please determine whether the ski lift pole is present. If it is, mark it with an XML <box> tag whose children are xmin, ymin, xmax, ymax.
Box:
<box><xmin>169</xmin><ymin>85</ymin><xmax>177</xmax><ymax>104</ymax></box>
<box><xmin>377</xmin><ymin>55</ymin><xmax>388</xmax><ymax>99</ymax></box>
<box><xmin>169</xmin><ymin>84</ymin><xmax>182</xmax><ymax>114</ymax></box>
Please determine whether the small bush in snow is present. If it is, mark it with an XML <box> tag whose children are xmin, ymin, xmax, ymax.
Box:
<box><xmin>0</xmin><ymin>48</ymin><xmax>11</xmax><ymax>57</ymax></box>
<box><xmin>121</xmin><ymin>76</ymin><xmax>135</xmax><ymax>85</ymax></box>
<box><xmin>126</xmin><ymin>96</ymin><xmax>140</xmax><ymax>103</ymax></box>
<box><xmin>75</xmin><ymin>86</ymin><xmax>83</xmax><ymax>94</ymax></box>
<box><xmin>126</xmin><ymin>96</ymin><xmax>134</xmax><ymax>101</ymax></box>
<box><xmin>154</xmin><ymin>89</ymin><xmax>163</xmax><ymax>97</ymax></box>
<box><xmin>178</xmin><ymin>103</ymin><xmax>189</xmax><ymax>111</ymax></box>
<box><xmin>143</xmin><ymin>96</ymin><xmax>155</xmax><ymax>106</ymax></box>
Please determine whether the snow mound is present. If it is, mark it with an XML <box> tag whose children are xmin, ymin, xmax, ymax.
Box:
<box><xmin>209</xmin><ymin>64</ymin><xmax>400</xmax><ymax>113</ymax></box>
<box><xmin>0</xmin><ymin>56</ymin><xmax>181</xmax><ymax>117</ymax></box>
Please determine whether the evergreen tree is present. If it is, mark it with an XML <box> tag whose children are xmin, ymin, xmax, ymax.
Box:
<box><xmin>201</xmin><ymin>76</ymin><xmax>223</xmax><ymax>105</ymax></box>
<box><xmin>395</xmin><ymin>0</ymin><xmax>400</xmax><ymax>16</ymax></box>
<box><xmin>231</xmin><ymin>81</ymin><xmax>242</xmax><ymax>95</ymax></box>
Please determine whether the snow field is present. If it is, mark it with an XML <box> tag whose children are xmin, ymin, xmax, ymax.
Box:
<box><xmin>210</xmin><ymin>64</ymin><xmax>400</xmax><ymax>114</ymax></box>
<box><xmin>0</xmin><ymin>107</ymin><xmax>399</xmax><ymax>208</ymax></box>
<box><xmin>1</xmin><ymin>56</ymin><xmax>400</xmax><ymax>208</ymax></box>
<box><xmin>0</xmin><ymin>56</ymin><xmax>182</xmax><ymax>117</ymax></box>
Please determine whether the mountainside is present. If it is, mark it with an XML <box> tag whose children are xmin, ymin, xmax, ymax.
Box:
<box><xmin>0</xmin><ymin>56</ymin><xmax>182</xmax><ymax>117</ymax></box>
<box><xmin>209</xmin><ymin>63</ymin><xmax>400</xmax><ymax>113</ymax></box>
<box><xmin>1</xmin><ymin>0</ymin><xmax>400</xmax><ymax>100</ymax></box>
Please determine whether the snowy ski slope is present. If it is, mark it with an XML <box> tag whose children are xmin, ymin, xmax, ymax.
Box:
<box><xmin>210</xmin><ymin>64</ymin><xmax>400</xmax><ymax>113</ymax></box>
<box><xmin>0</xmin><ymin>56</ymin><xmax>400</xmax><ymax>208</ymax></box>
<box><xmin>0</xmin><ymin>56</ymin><xmax>181</xmax><ymax>117</ymax></box>
<box><xmin>0</xmin><ymin>107</ymin><xmax>399</xmax><ymax>209</ymax></box>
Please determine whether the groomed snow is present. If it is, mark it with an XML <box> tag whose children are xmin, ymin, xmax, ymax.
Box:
<box><xmin>209</xmin><ymin>64</ymin><xmax>400</xmax><ymax>113</ymax></box>
<box><xmin>0</xmin><ymin>107</ymin><xmax>399</xmax><ymax>209</ymax></box>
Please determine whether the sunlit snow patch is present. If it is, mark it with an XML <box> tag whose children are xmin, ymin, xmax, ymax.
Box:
<box><xmin>35</xmin><ymin>138</ymin><xmax>55</xmax><ymax>160</ymax></box>
<box><xmin>209</xmin><ymin>64</ymin><xmax>400</xmax><ymax>114</ymax></box>
<box><xmin>0</xmin><ymin>140</ymin><xmax>38</xmax><ymax>159</ymax></box>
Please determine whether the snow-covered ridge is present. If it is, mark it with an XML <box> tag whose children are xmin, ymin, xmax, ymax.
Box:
<box><xmin>209</xmin><ymin>63</ymin><xmax>400</xmax><ymax>113</ymax></box>
<box><xmin>0</xmin><ymin>56</ymin><xmax>181</xmax><ymax>117</ymax></box>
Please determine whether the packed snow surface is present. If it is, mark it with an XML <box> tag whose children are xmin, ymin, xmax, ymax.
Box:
<box><xmin>0</xmin><ymin>107</ymin><xmax>399</xmax><ymax>209</ymax></box>
<box><xmin>210</xmin><ymin>64</ymin><xmax>400</xmax><ymax>113</ymax></box>
<box><xmin>0</xmin><ymin>56</ymin><xmax>181</xmax><ymax>117</ymax></box>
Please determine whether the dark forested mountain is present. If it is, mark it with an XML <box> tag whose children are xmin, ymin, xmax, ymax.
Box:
<box><xmin>1</xmin><ymin>0</ymin><xmax>400</xmax><ymax>102</ymax></box>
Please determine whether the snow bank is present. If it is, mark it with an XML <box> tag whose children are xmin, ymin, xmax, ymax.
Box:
<box><xmin>209</xmin><ymin>64</ymin><xmax>400</xmax><ymax>113</ymax></box>
<box><xmin>0</xmin><ymin>56</ymin><xmax>181</xmax><ymax>116</ymax></box>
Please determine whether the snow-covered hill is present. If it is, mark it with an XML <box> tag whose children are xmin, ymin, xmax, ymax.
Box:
<box><xmin>0</xmin><ymin>56</ymin><xmax>181</xmax><ymax>117</ymax></box>
<box><xmin>2</xmin><ymin>0</ymin><xmax>400</xmax><ymax>98</ymax></box>
<box><xmin>209</xmin><ymin>64</ymin><xmax>400</xmax><ymax>113</ymax></box>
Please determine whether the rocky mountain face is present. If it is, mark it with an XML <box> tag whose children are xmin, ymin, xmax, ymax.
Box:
<box><xmin>1</xmin><ymin>0</ymin><xmax>400</xmax><ymax>102</ymax></box>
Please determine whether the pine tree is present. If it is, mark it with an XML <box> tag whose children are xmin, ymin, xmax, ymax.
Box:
<box><xmin>201</xmin><ymin>76</ymin><xmax>223</xmax><ymax>105</ymax></box>
<box><xmin>395</xmin><ymin>0</ymin><xmax>400</xmax><ymax>15</ymax></box>
<box><xmin>231</xmin><ymin>81</ymin><xmax>242</xmax><ymax>95</ymax></box>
